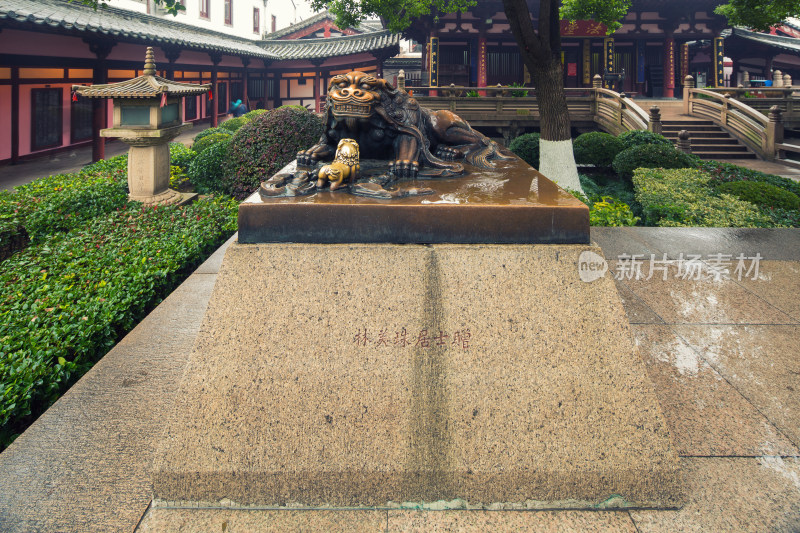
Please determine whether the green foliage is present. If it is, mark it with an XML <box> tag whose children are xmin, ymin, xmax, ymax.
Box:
<box><xmin>169</xmin><ymin>142</ymin><xmax>196</xmax><ymax>171</ymax></box>
<box><xmin>191</xmin><ymin>132</ymin><xmax>233</xmax><ymax>155</ymax></box>
<box><xmin>612</xmin><ymin>144</ymin><xmax>700</xmax><ymax>180</ymax></box>
<box><xmin>573</xmin><ymin>132</ymin><xmax>625</xmax><ymax>168</ymax></box>
<box><xmin>219</xmin><ymin>116</ymin><xmax>248</xmax><ymax>132</ymax></box>
<box><xmin>561</xmin><ymin>0</ymin><xmax>633</xmax><ymax>32</ymax></box>
<box><xmin>698</xmin><ymin>160</ymin><xmax>800</xmax><ymax>197</ymax></box>
<box><xmin>572</xmin><ymin>176</ymin><xmax>639</xmax><ymax>226</ymax></box>
<box><xmin>81</xmin><ymin>0</ymin><xmax>185</xmax><ymax>15</ymax></box>
<box><xmin>169</xmin><ymin>165</ymin><xmax>190</xmax><ymax>191</ymax></box>
<box><xmin>193</xmin><ymin>127</ymin><xmax>231</xmax><ymax>144</ymax></box>
<box><xmin>617</xmin><ymin>130</ymin><xmax>673</xmax><ymax>149</ymax></box>
<box><xmin>25</xmin><ymin>178</ymin><xmax>128</xmax><ymax>243</ymax></box>
<box><xmin>224</xmin><ymin>106</ymin><xmax>325</xmax><ymax>200</ymax></box>
<box><xmin>714</xmin><ymin>0</ymin><xmax>800</xmax><ymax>31</ymax></box>
<box><xmin>508</xmin><ymin>82</ymin><xmax>529</xmax><ymax>97</ymax></box>
<box><xmin>466</xmin><ymin>90</ymin><xmax>480</xmax><ymax>97</ymax></box>
<box><xmin>589</xmin><ymin>196</ymin><xmax>640</xmax><ymax>226</ymax></box>
<box><xmin>0</xmin><ymin>157</ymin><xmax>129</xmax><ymax>254</ymax></box>
<box><xmin>633</xmin><ymin>168</ymin><xmax>771</xmax><ymax>227</ymax></box>
<box><xmin>187</xmin><ymin>137</ymin><xmax>232</xmax><ymax>195</ymax></box>
<box><xmin>716</xmin><ymin>181</ymin><xmax>800</xmax><ymax>211</ymax></box>
<box><xmin>309</xmin><ymin>0</ymin><xmax>477</xmax><ymax>32</ymax></box>
<box><xmin>508</xmin><ymin>133</ymin><xmax>541</xmax><ymax>169</ymax></box>
<box><xmin>0</xmin><ymin>196</ymin><xmax>238</xmax><ymax>449</ymax></box>
<box><xmin>243</xmin><ymin>109</ymin><xmax>269</xmax><ymax>120</ymax></box>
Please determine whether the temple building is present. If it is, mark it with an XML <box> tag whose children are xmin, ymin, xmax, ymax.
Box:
<box><xmin>0</xmin><ymin>2</ymin><xmax>397</xmax><ymax>164</ymax></box>
<box><xmin>401</xmin><ymin>1</ymin><xmax>798</xmax><ymax>95</ymax></box>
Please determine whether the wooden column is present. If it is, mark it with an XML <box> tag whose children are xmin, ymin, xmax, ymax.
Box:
<box><xmin>164</xmin><ymin>46</ymin><xmax>181</xmax><ymax>80</ymax></box>
<box><xmin>242</xmin><ymin>56</ymin><xmax>250</xmax><ymax>107</ymax></box>
<box><xmin>478</xmin><ymin>36</ymin><xmax>487</xmax><ymax>93</ymax></box>
<box><xmin>663</xmin><ymin>36</ymin><xmax>675</xmax><ymax>98</ymax></box>
<box><xmin>209</xmin><ymin>52</ymin><xmax>221</xmax><ymax>127</ymax></box>
<box><xmin>10</xmin><ymin>66</ymin><xmax>19</xmax><ymax>164</ymax></box>
<box><xmin>603</xmin><ymin>37</ymin><xmax>614</xmax><ymax>89</ymax></box>
<box><xmin>86</xmin><ymin>39</ymin><xmax>115</xmax><ymax>162</ymax></box>
<box><xmin>429</xmin><ymin>36</ymin><xmax>439</xmax><ymax>96</ymax></box>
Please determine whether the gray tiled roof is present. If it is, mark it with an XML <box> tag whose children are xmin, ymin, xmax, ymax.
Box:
<box><xmin>0</xmin><ymin>0</ymin><xmax>279</xmax><ymax>59</ymax></box>
<box><xmin>727</xmin><ymin>27</ymin><xmax>800</xmax><ymax>53</ymax></box>
<box><xmin>264</xmin><ymin>31</ymin><xmax>400</xmax><ymax>61</ymax></box>
<box><xmin>266</xmin><ymin>10</ymin><xmax>383</xmax><ymax>39</ymax></box>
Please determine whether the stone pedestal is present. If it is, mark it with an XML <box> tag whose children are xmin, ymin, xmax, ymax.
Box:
<box><xmin>152</xmin><ymin>242</ymin><xmax>683</xmax><ymax>509</ymax></box>
<box><xmin>103</xmin><ymin>123</ymin><xmax>192</xmax><ymax>206</ymax></box>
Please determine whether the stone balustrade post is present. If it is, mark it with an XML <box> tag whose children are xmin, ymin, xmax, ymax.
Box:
<box><xmin>783</xmin><ymin>73</ymin><xmax>792</xmax><ymax>88</ymax></box>
<box><xmin>683</xmin><ymin>75</ymin><xmax>695</xmax><ymax>115</ymax></box>
<box><xmin>743</xmin><ymin>71</ymin><xmax>750</xmax><ymax>88</ymax></box>
<box><xmin>765</xmin><ymin>105</ymin><xmax>784</xmax><ymax>160</ymax></box>
<box><xmin>648</xmin><ymin>105</ymin><xmax>662</xmax><ymax>134</ymax></box>
<box><xmin>773</xmin><ymin>70</ymin><xmax>783</xmax><ymax>88</ymax></box>
<box><xmin>397</xmin><ymin>69</ymin><xmax>406</xmax><ymax>92</ymax></box>
<box><xmin>592</xmin><ymin>74</ymin><xmax>602</xmax><ymax>89</ymax></box>
<box><xmin>677</xmin><ymin>130</ymin><xmax>691</xmax><ymax>153</ymax></box>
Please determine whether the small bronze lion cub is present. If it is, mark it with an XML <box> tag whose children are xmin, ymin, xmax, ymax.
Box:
<box><xmin>317</xmin><ymin>138</ymin><xmax>360</xmax><ymax>191</ymax></box>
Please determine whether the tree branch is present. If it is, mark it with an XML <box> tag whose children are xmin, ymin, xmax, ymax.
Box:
<box><xmin>502</xmin><ymin>0</ymin><xmax>547</xmax><ymax>63</ymax></box>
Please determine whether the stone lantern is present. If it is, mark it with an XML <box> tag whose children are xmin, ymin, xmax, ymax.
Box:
<box><xmin>73</xmin><ymin>47</ymin><xmax>210</xmax><ymax>205</ymax></box>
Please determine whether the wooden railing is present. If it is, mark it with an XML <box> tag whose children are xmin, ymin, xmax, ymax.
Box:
<box><xmin>593</xmin><ymin>88</ymin><xmax>649</xmax><ymax>134</ymax></box>
<box><xmin>693</xmin><ymin>87</ymin><xmax>799</xmax><ymax>126</ymax></box>
<box><xmin>409</xmin><ymin>85</ymin><xmax>649</xmax><ymax>138</ymax></box>
<box><xmin>685</xmin><ymin>88</ymin><xmax>784</xmax><ymax>160</ymax></box>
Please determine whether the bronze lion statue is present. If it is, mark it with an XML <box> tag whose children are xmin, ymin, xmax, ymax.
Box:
<box><xmin>296</xmin><ymin>71</ymin><xmax>509</xmax><ymax>179</ymax></box>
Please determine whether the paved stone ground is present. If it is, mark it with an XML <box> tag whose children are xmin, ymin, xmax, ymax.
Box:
<box><xmin>0</xmin><ymin>124</ymin><xmax>208</xmax><ymax>191</ymax></box>
<box><xmin>0</xmin><ymin>228</ymin><xmax>798</xmax><ymax>532</ymax></box>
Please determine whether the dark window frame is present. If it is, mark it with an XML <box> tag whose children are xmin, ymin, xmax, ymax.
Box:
<box><xmin>224</xmin><ymin>0</ymin><xmax>233</xmax><ymax>25</ymax></box>
<box><xmin>199</xmin><ymin>0</ymin><xmax>209</xmax><ymax>19</ymax></box>
<box><xmin>253</xmin><ymin>7</ymin><xmax>260</xmax><ymax>34</ymax></box>
<box><xmin>31</xmin><ymin>87</ymin><xmax>63</xmax><ymax>151</ymax></box>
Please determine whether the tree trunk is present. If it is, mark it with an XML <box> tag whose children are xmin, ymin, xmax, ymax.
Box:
<box><xmin>529</xmin><ymin>57</ymin><xmax>582</xmax><ymax>192</ymax></box>
<box><xmin>502</xmin><ymin>0</ymin><xmax>583</xmax><ymax>193</ymax></box>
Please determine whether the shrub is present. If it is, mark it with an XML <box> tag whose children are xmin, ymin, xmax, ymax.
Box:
<box><xmin>169</xmin><ymin>142</ymin><xmax>195</xmax><ymax>171</ymax></box>
<box><xmin>224</xmin><ymin>106</ymin><xmax>324</xmax><ymax>200</ymax></box>
<box><xmin>243</xmin><ymin>109</ymin><xmax>269</xmax><ymax>120</ymax></box>
<box><xmin>191</xmin><ymin>132</ymin><xmax>232</xmax><ymax>155</ymax></box>
<box><xmin>573</xmin><ymin>132</ymin><xmax>625</xmax><ymax>168</ymax></box>
<box><xmin>193</xmin><ymin>127</ymin><xmax>231</xmax><ymax>144</ymax></box>
<box><xmin>613</xmin><ymin>144</ymin><xmax>700</xmax><ymax>180</ymax></box>
<box><xmin>508</xmin><ymin>133</ymin><xmax>540</xmax><ymax>169</ymax></box>
<box><xmin>187</xmin><ymin>137</ymin><xmax>232</xmax><ymax>195</ymax></box>
<box><xmin>0</xmin><ymin>196</ymin><xmax>238</xmax><ymax>449</ymax></box>
<box><xmin>617</xmin><ymin>130</ymin><xmax>673</xmax><ymax>149</ymax></box>
<box><xmin>25</xmin><ymin>177</ymin><xmax>128</xmax><ymax>243</ymax></box>
<box><xmin>220</xmin><ymin>116</ymin><xmax>248</xmax><ymax>132</ymax></box>
<box><xmin>717</xmin><ymin>181</ymin><xmax>800</xmax><ymax>211</ymax></box>
<box><xmin>590</xmin><ymin>196</ymin><xmax>640</xmax><ymax>226</ymax></box>
<box><xmin>698</xmin><ymin>160</ymin><xmax>800</xmax><ymax>197</ymax></box>
<box><xmin>633</xmin><ymin>168</ymin><xmax>770</xmax><ymax>227</ymax></box>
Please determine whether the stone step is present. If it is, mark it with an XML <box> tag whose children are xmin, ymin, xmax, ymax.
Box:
<box><xmin>662</xmin><ymin>120</ymin><xmax>715</xmax><ymax>126</ymax></box>
<box><xmin>692</xmin><ymin>150</ymin><xmax>757</xmax><ymax>159</ymax></box>
<box><xmin>662</xmin><ymin>131</ymin><xmax>734</xmax><ymax>138</ymax></box>
<box><xmin>683</xmin><ymin>138</ymin><xmax>741</xmax><ymax>145</ymax></box>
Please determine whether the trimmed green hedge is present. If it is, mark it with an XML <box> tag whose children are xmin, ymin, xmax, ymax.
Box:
<box><xmin>188</xmin><ymin>137</ymin><xmax>232</xmax><ymax>194</ymax></box>
<box><xmin>633</xmin><ymin>168</ymin><xmax>771</xmax><ymax>227</ymax></box>
<box><xmin>613</xmin><ymin>144</ymin><xmax>700</xmax><ymax>180</ymax></box>
<box><xmin>0</xmin><ymin>196</ymin><xmax>237</xmax><ymax>448</ymax></box>
<box><xmin>573</xmin><ymin>132</ymin><xmax>624</xmax><ymax>168</ymax></box>
<box><xmin>617</xmin><ymin>130</ymin><xmax>673</xmax><ymax>149</ymax></box>
<box><xmin>508</xmin><ymin>133</ymin><xmax>540</xmax><ymax>169</ymax></box>
<box><xmin>717</xmin><ymin>181</ymin><xmax>800</xmax><ymax>211</ymax></box>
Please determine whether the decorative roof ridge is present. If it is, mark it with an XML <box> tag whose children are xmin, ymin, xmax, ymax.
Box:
<box><xmin>262</xmin><ymin>28</ymin><xmax>396</xmax><ymax>45</ymax></box>
<box><xmin>0</xmin><ymin>0</ymin><xmax>279</xmax><ymax>58</ymax></box>
<box><xmin>732</xmin><ymin>26</ymin><xmax>800</xmax><ymax>45</ymax></box>
<box><xmin>73</xmin><ymin>46</ymin><xmax>210</xmax><ymax>98</ymax></box>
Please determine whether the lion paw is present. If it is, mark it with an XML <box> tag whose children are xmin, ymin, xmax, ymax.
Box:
<box><xmin>296</xmin><ymin>151</ymin><xmax>318</xmax><ymax>169</ymax></box>
<box><xmin>388</xmin><ymin>160</ymin><xmax>419</xmax><ymax>179</ymax></box>
<box><xmin>435</xmin><ymin>146</ymin><xmax>462</xmax><ymax>161</ymax></box>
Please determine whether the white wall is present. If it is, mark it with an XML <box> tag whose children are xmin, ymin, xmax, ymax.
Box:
<box><xmin>112</xmin><ymin>0</ymin><xmax>317</xmax><ymax>40</ymax></box>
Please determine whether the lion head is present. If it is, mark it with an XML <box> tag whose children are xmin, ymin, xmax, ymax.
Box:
<box><xmin>333</xmin><ymin>138</ymin><xmax>359</xmax><ymax>166</ymax></box>
<box><xmin>327</xmin><ymin>72</ymin><xmax>389</xmax><ymax>120</ymax></box>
